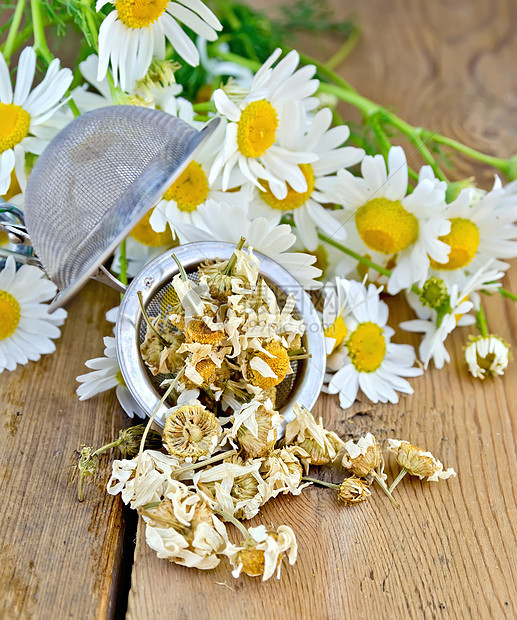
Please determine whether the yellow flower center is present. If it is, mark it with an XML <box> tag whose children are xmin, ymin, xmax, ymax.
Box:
<box><xmin>324</xmin><ymin>316</ymin><xmax>348</xmax><ymax>352</ymax></box>
<box><xmin>259</xmin><ymin>164</ymin><xmax>314</xmax><ymax>211</ymax></box>
<box><xmin>115</xmin><ymin>368</ymin><xmax>126</xmax><ymax>386</ymax></box>
<box><xmin>115</xmin><ymin>0</ymin><xmax>168</xmax><ymax>28</ymax></box>
<box><xmin>0</xmin><ymin>290</ymin><xmax>21</xmax><ymax>340</ymax></box>
<box><xmin>429</xmin><ymin>217</ymin><xmax>480</xmax><ymax>270</ymax></box>
<box><xmin>237</xmin><ymin>100</ymin><xmax>278</xmax><ymax>158</ymax></box>
<box><xmin>355</xmin><ymin>198</ymin><xmax>419</xmax><ymax>254</ymax></box>
<box><xmin>162</xmin><ymin>160</ymin><xmax>209</xmax><ymax>212</ymax></box>
<box><xmin>130</xmin><ymin>210</ymin><xmax>172</xmax><ymax>247</ymax></box>
<box><xmin>0</xmin><ymin>103</ymin><xmax>30</xmax><ymax>154</ymax></box>
<box><xmin>346</xmin><ymin>322</ymin><xmax>386</xmax><ymax>373</ymax></box>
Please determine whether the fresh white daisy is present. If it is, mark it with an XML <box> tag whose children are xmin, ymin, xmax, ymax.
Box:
<box><xmin>0</xmin><ymin>46</ymin><xmax>73</xmax><ymax>194</ymax></box>
<box><xmin>112</xmin><ymin>210</ymin><xmax>175</xmax><ymax>278</ymax></box>
<box><xmin>209</xmin><ymin>49</ymin><xmax>319</xmax><ymax>198</ymax></box>
<box><xmin>400</xmin><ymin>264</ymin><xmax>505</xmax><ymax>369</ymax></box>
<box><xmin>464</xmin><ymin>334</ymin><xmax>510</xmax><ymax>379</ymax></box>
<box><xmin>0</xmin><ymin>256</ymin><xmax>67</xmax><ymax>373</ymax></box>
<box><xmin>323</xmin><ymin>279</ymin><xmax>422</xmax><ymax>409</ymax></box>
<box><xmin>173</xmin><ymin>198</ymin><xmax>322</xmax><ymax>289</ymax></box>
<box><xmin>428</xmin><ymin>176</ymin><xmax>517</xmax><ymax>290</ymax></box>
<box><xmin>148</xmin><ymin>119</ymin><xmax>243</xmax><ymax>239</ymax></box>
<box><xmin>248</xmin><ymin>106</ymin><xmax>364</xmax><ymax>251</ymax></box>
<box><xmin>96</xmin><ymin>0</ymin><xmax>222</xmax><ymax>92</ymax></box>
<box><xmin>331</xmin><ymin>146</ymin><xmax>450</xmax><ymax>295</ymax></box>
<box><xmin>76</xmin><ymin>335</ymin><xmax>146</xmax><ymax>419</ymax></box>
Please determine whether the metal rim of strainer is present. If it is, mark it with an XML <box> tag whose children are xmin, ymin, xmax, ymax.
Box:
<box><xmin>115</xmin><ymin>241</ymin><xmax>325</xmax><ymax>429</ymax></box>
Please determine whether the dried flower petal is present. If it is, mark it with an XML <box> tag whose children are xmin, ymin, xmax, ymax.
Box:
<box><xmin>140</xmin><ymin>317</ymin><xmax>184</xmax><ymax>376</ymax></box>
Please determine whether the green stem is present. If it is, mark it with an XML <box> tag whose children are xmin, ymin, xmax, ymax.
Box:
<box><xmin>369</xmin><ymin>113</ymin><xmax>392</xmax><ymax>160</ymax></box>
<box><xmin>324</xmin><ymin>25</ymin><xmax>361</xmax><ymax>71</ymax></box>
<box><xmin>174</xmin><ymin>449</ymin><xmax>237</xmax><ymax>476</ymax></box>
<box><xmin>30</xmin><ymin>0</ymin><xmax>53</xmax><ymax>64</ymax></box>
<box><xmin>499</xmin><ymin>287</ymin><xmax>517</xmax><ymax>302</ymax></box>
<box><xmin>119</xmin><ymin>239</ymin><xmax>128</xmax><ymax>286</ymax></box>
<box><xmin>213</xmin><ymin>508</ymin><xmax>253</xmax><ymax>542</ymax></box>
<box><xmin>388</xmin><ymin>467</ymin><xmax>407</xmax><ymax>494</ymax></box>
<box><xmin>68</xmin><ymin>97</ymin><xmax>81</xmax><ymax>118</ymax></box>
<box><xmin>3</xmin><ymin>0</ymin><xmax>26</xmax><ymax>63</ymax></box>
<box><xmin>193</xmin><ymin>101</ymin><xmax>216</xmax><ymax>113</ymax></box>
<box><xmin>371</xmin><ymin>471</ymin><xmax>399</xmax><ymax>508</ymax></box>
<box><xmin>318</xmin><ymin>233</ymin><xmax>392</xmax><ymax>278</ymax></box>
<box><xmin>92</xmin><ymin>439</ymin><xmax>121</xmax><ymax>457</ymax></box>
<box><xmin>222</xmin><ymin>236</ymin><xmax>246</xmax><ymax>275</ymax></box>
<box><xmin>302</xmin><ymin>476</ymin><xmax>339</xmax><ymax>489</ymax></box>
<box><xmin>171</xmin><ymin>252</ymin><xmax>188</xmax><ymax>281</ymax></box>
<box><xmin>476</xmin><ymin>305</ymin><xmax>489</xmax><ymax>338</ymax></box>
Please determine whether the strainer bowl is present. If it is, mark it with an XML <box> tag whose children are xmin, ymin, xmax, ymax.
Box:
<box><xmin>115</xmin><ymin>242</ymin><xmax>325</xmax><ymax>428</ymax></box>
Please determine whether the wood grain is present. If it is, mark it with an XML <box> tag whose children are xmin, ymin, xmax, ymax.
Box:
<box><xmin>0</xmin><ymin>281</ymin><xmax>129</xmax><ymax>619</ymax></box>
<box><xmin>126</xmin><ymin>1</ymin><xmax>517</xmax><ymax>618</ymax></box>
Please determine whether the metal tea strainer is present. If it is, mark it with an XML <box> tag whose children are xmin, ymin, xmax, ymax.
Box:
<box><xmin>0</xmin><ymin>105</ymin><xmax>325</xmax><ymax>424</ymax></box>
<box><xmin>116</xmin><ymin>242</ymin><xmax>325</xmax><ymax>427</ymax></box>
<box><xmin>21</xmin><ymin>105</ymin><xmax>220</xmax><ymax>310</ymax></box>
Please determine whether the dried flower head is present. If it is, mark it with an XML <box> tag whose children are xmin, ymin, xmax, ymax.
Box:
<box><xmin>249</xmin><ymin>341</ymin><xmax>291</xmax><ymax>389</ymax></box>
<box><xmin>284</xmin><ymin>403</ymin><xmax>345</xmax><ymax>468</ymax></box>
<box><xmin>230</xmin><ymin>399</ymin><xmax>282</xmax><ymax>458</ymax></box>
<box><xmin>198</xmin><ymin>259</ymin><xmax>237</xmax><ymax>301</ymax></box>
<box><xmin>141</xmin><ymin>480</ymin><xmax>228</xmax><ymax>569</ymax></box>
<box><xmin>337</xmin><ymin>476</ymin><xmax>372</xmax><ymax>505</ymax></box>
<box><xmin>342</xmin><ymin>433</ymin><xmax>383</xmax><ymax>477</ymax></box>
<box><xmin>163</xmin><ymin>404</ymin><xmax>222</xmax><ymax>462</ymax></box>
<box><xmin>465</xmin><ymin>334</ymin><xmax>510</xmax><ymax>379</ymax></box>
<box><xmin>185</xmin><ymin>318</ymin><xmax>225</xmax><ymax>345</ymax></box>
<box><xmin>260</xmin><ymin>446</ymin><xmax>308</xmax><ymax>498</ymax></box>
<box><xmin>387</xmin><ymin>439</ymin><xmax>457</xmax><ymax>482</ymax></box>
<box><xmin>140</xmin><ymin>317</ymin><xmax>184</xmax><ymax>375</ymax></box>
<box><xmin>226</xmin><ymin>525</ymin><xmax>298</xmax><ymax>581</ymax></box>
<box><xmin>116</xmin><ymin>425</ymin><xmax>163</xmax><ymax>458</ymax></box>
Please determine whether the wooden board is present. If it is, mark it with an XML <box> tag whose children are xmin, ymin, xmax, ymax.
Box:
<box><xmin>125</xmin><ymin>0</ymin><xmax>517</xmax><ymax>618</ymax></box>
<box><xmin>0</xmin><ymin>282</ymin><xmax>129</xmax><ymax>619</ymax></box>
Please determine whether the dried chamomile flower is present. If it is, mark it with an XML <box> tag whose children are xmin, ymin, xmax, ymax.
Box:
<box><xmin>249</xmin><ymin>340</ymin><xmax>291</xmax><ymax>390</ymax></box>
<box><xmin>107</xmin><ymin>450</ymin><xmax>181</xmax><ymax>509</ymax></box>
<box><xmin>198</xmin><ymin>258</ymin><xmax>241</xmax><ymax>301</ymax></box>
<box><xmin>464</xmin><ymin>334</ymin><xmax>510</xmax><ymax>379</ymax></box>
<box><xmin>337</xmin><ymin>476</ymin><xmax>372</xmax><ymax>505</ymax></box>
<box><xmin>229</xmin><ymin>398</ymin><xmax>282</xmax><ymax>458</ymax></box>
<box><xmin>163</xmin><ymin>404</ymin><xmax>222</xmax><ymax>462</ymax></box>
<box><xmin>225</xmin><ymin>524</ymin><xmax>298</xmax><ymax>581</ymax></box>
<box><xmin>185</xmin><ymin>318</ymin><xmax>226</xmax><ymax>345</ymax></box>
<box><xmin>192</xmin><ymin>456</ymin><xmax>268</xmax><ymax>520</ymax></box>
<box><xmin>342</xmin><ymin>433</ymin><xmax>398</xmax><ymax>507</ymax></box>
<box><xmin>387</xmin><ymin>439</ymin><xmax>457</xmax><ymax>490</ymax></box>
<box><xmin>342</xmin><ymin>432</ymin><xmax>383</xmax><ymax>477</ymax></box>
<box><xmin>140</xmin><ymin>317</ymin><xmax>184</xmax><ymax>376</ymax></box>
<box><xmin>302</xmin><ymin>474</ymin><xmax>372</xmax><ymax>506</ymax></box>
<box><xmin>284</xmin><ymin>403</ymin><xmax>345</xmax><ymax>468</ymax></box>
<box><xmin>141</xmin><ymin>480</ymin><xmax>228</xmax><ymax>569</ymax></box>
<box><xmin>260</xmin><ymin>446</ymin><xmax>309</xmax><ymax>499</ymax></box>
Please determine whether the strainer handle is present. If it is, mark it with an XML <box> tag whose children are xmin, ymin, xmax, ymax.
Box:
<box><xmin>90</xmin><ymin>265</ymin><xmax>126</xmax><ymax>294</ymax></box>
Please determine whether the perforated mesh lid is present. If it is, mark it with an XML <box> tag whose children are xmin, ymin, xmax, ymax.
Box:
<box><xmin>23</xmin><ymin>106</ymin><xmax>219</xmax><ymax>310</ymax></box>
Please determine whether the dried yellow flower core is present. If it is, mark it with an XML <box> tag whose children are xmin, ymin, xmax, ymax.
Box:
<box><xmin>239</xmin><ymin>548</ymin><xmax>266</xmax><ymax>577</ymax></box>
<box><xmin>429</xmin><ymin>217</ymin><xmax>480</xmax><ymax>270</ymax></box>
<box><xmin>163</xmin><ymin>404</ymin><xmax>220</xmax><ymax>460</ymax></box>
<box><xmin>338</xmin><ymin>476</ymin><xmax>371</xmax><ymax>505</ymax></box>
<box><xmin>195</xmin><ymin>358</ymin><xmax>217</xmax><ymax>383</ymax></box>
<box><xmin>130</xmin><ymin>210</ymin><xmax>172</xmax><ymax>247</ymax></box>
<box><xmin>0</xmin><ymin>290</ymin><xmax>21</xmax><ymax>340</ymax></box>
<box><xmin>250</xmin><ymin>341</ymin><xmax>290</xmax><ymax>389</ymax></box>
<box><xmin>115</xmin><ymin>0</ymin><xmax>168</xmax><ymax>28</ymax></box>
<box><xmin>0</xmin><ymin>103</ymin><xmax>30</xmax><ymax>153</ymax></box>
<box><xmin>346</xmin><ymin>322</ymin><xmax>385</xmax><ymax>373</ymax></box>
<box><xmin>394</xmin><ymin>442</ymin><xmax>438</xmax><ymax>478</ymax></box>
<box><xmin>355</xmin><ymin>198</ymin><xmax>419</xmax><ymax>254</ymax></box>
<box><xmin>237</xmin><ymin>100</ymin><xmax>278</xmax><ymax>158</ymax></box>
<box><xmin>324</xmin><ymin>316</ymin><xmax>348</xmax><ymax>352</ymax></box>
<box><xmin>185</xmin><ymin>319</ymin><xmax>225</xmax><ymax>345</ymax></box>
<box><xmin>162</xmin><ymin>161</ymin><xmax>209</xmax><ymax>212</ymax></box>
<box><xmin>259</xmin><ymin>164</ymin><xmax>314</xmax><ymax>211</ymax></box>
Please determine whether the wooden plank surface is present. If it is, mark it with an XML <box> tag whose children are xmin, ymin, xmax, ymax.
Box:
<box><xmin>124</xmin><ymin>0</ymin><xmax>517</xmax><ymax>618</ymax></box>
<box><xmin>1</xmin><ymin>0</ymin><xmax>517</xmax><ymax>618</ymax></box>
<box><xmin>0</xmin><ymin>282</ymin><xmax>128</xmax><ymax>619</ymax></box>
